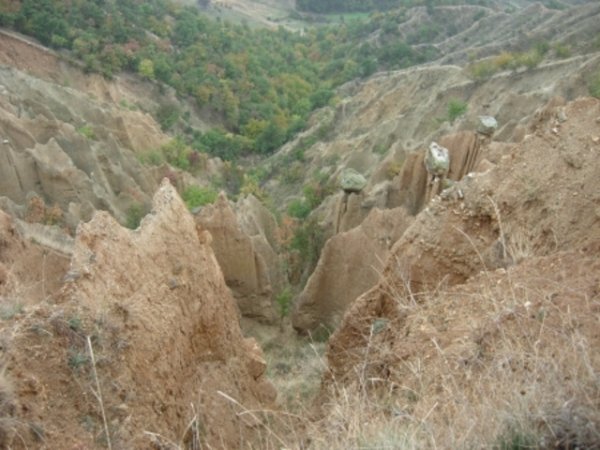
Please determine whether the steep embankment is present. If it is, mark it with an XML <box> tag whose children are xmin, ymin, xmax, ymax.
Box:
<box><xmin>196</xmin><ymin>192</ymin><xmax>286</xmax><ymax>323</ymax></box>
<box><xmin>0</xmin><ymin>30</ymin><xmax>174</xmax><ymax>228</ymax></box>
<box><xmin>320</xmin><ymin>97</ymin><xmax>600</xmax><ymax>449</ymax></box>
<box><xmin>0</xmin><ymin>181</ymin><xmax>276</xmax><ymax>448</ymax></box>
<box><xmin>289</xmin><ymin>53</ymin><xmax>600</xmax><ymax>332</ymax></box>
<box><xmin>285</xmin><ymin>0</ymin><xmax>600</xmax><ymax>333</ymax></box>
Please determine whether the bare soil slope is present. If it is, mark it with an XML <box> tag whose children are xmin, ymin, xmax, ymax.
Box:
<box><xmin>0</xmin><ymin>31</ymin><xmax>217</xmax><ymax>229</ymax></box>
<box><xmin>0</xmin><ymin>181</ymin><xmax>275</xmax><ymax>449</ymax></box>
<box><xmin>320</xmin><ymin>97</ymin><xmax>600</xmax><ymax>449</ymax></box>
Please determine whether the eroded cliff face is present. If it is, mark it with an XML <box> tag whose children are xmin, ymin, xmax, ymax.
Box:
<box><xmin>0</xmin><ymin>31</ymin><xmax>177</xmax><ymax>229</ymax></box>
<box><xmin>292</xmin><ymin>207</ymin><xmax>412</xmax><ymax>334</ymax></box>
<box><xmin>292</xmin><ymin>126</ymin><xmax>506</xmax><ymax>334</ymax></box>
<box><xmin>0</xmin><ymin>210</ymin><xmax>70</xmax><ymax>308</ymax></box>
<box><xmin>196</xmin><ymin>193</ymin><xmax>285</xmax><ymax>323</ymax></box>
<box><xmin>323</xmin><ymin>98</ymin><xmax>600</xmax><ymax>446</ymax></box>
<box><xmin>0</xmin><ymin>181</ymin><xmax>276</xmax><ymax>449</ymax></box>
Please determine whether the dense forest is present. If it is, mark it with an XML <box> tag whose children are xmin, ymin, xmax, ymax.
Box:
<box><xmin>0</xmin><ymin>0</ymin><xmax>434</xmax><ymax>160</ymax></box>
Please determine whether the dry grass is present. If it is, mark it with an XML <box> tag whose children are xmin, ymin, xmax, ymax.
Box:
<box><xmin>0</xmin><ymin>370</ymin><xmax>15</xmax><ymax>446</ymax></box>
<box><xmin>228</xmin><ymin>245</ymin><xmax>600</xmax><ymax>450</ymax></box>
<box><xmin>224</xmin><ymin>236</ymin><xmax>596</xmax><ymax>450</ymax></box>
<box><xmin>311</xmin><ymin>259</ymin><xmax>600</xmax><ymax>450</ymax></box>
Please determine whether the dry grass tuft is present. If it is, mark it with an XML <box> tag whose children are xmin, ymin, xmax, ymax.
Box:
<box><xmin>0</xmin><ymin>369</ymin><xmax>17</xmax><ymax>447</ymax></box>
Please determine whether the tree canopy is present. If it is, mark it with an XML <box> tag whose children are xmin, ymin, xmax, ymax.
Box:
<box><xmin>0</xmin><ymin>0</ymin><xmax>436</xmax><ymax>159</ymax></box>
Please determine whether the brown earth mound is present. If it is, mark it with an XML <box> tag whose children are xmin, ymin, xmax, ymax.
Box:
<box><xmin>0</xmin><ymin>180</ymin><xmax>275</xmax><ymax>449</ymax></box>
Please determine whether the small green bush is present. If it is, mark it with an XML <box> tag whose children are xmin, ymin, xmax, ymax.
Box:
<box><xmin>156</xmin><ymin>103</ymin><xmax>181</xmax><ymax>131</ymax></box>
<box><xmin>0</xmin><ymin>302</ymin><xmax>23</xmax><ymax>320</ymax></box>
<box><xmin>68</xmin><ymin>349</ymin><xmax>89</xmax><ymax>370</ymax></box>
<box><xmin>310</xmin><ymin>324</ymin><xmax>332</xmax><ymax>343</ymax></box>
<box><xmin>553</xmin><ymin>43</ymin><xmax>571</xmax><ymax>58</ymax></box>
<box><xmin>287</xmin><ymin>199</ymin><xmax>312</xmax><ymax>219</ymax></box>
<box><xmin>160</xmin><ymin>138</ymin><xmax>191</xmax><ymax>171</ymax></box>
<box><xmin>138</xmin><ymin>150</ymin><xmax>164</xmax><ymax>166</ymax></box>
<box><xmin>447</xmin><ymin>98</ymin><xmax>467</xmax><ymax>123</ymax></box>
<box><xmin>516</xmin><ymin>50</ymin><xmax>543</xmax><ymax>70</ymax></box>
<box><xmin>125</xmin><ymin>203</ymin><xmax>146</xmax><ymax>229</ymax></box>
<box><xmin>280</xmin><ymin>161</ymin><xmax>305</xmax><ymax>185</ymax></box>
<box><xmin>77</xmin><ymin>124</ymin><xmax>96</xmax><ymax>140</ymax></box>
<box><xmin>289</xmin><ymin>217</ymin><xmax>325</xmax><ymax>274</ymax></box>
<box><xmin>468</xmin><ymin>59</ymin><xmax>497</xmax><ymax>80</ymax></box>
<box><xmin>182</xmin><ymin>186</ymin><xmax>218</xmax><ymax>210</ymax></box>
<box><xmin>589</xmin><ymin>71</ymin><xmax>600</xmax><ymax>99</ymax></box>
<box><xmin>275</xmin><ymin>287</ymin><xmax>293</xmax><ymax>319</ymax></box>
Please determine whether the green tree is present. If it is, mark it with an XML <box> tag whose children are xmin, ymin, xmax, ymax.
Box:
<box><xmin>182</xmin><ymin>186</ymin><xmax>218</xmax><ymax>209</ymax></box>
<box><xmin>138</xmin><ymin>59</ymin><xmax>155</xmax><ymax>80</ymax></box>
<box><xmin>447</xmin><ymin>98</ymin><xmax>467</xmax><ymax>123</ymax></box>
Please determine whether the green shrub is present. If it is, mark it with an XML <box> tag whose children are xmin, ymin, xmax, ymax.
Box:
<box><xmin>280</xmin><ymin>161</ymin><xmax>305</xmax><ymax>185</ymax></box>
<box><xmin>468</xmin><ymin>59</ymin><xmax>497</xmax><ymax>80</ymax></box>
<box><xmin>589</xmin><ymin>71</ymin><xmax>600</xmax><ymax>99</ymax></box>
<box><xmin>68</xmin><ymin>349</ymin><xmax>89</xmax><ymax>370</ymax></box>
<box><xmin>240</xmin><ymin>173</ymin><xmax>266</xmax><ymax>200</ymax></box>
<box><xmin>275</xmin><ymin>287</ymin><xmax>293</xmax><ymax>319</ymax></box>
<box><xmin>553</xmin><ymin>43</ymin><xmax>571</xmax><ymax>58</ymax></box>
<box><xmin>289</xmin><ymin>217</ymin><xmax>325</xmax><ymax>275</ymax></box>
<box><xmin>125</xmin><ymin>203</ymin><xmax>146</xmax><ymax>229</ymax></box>
<box><xmin>77</xmin><ymin>124</ymin><xmax>96</xmax><ymax>140</ymax></box>
<box><xmin>516</xmin><ymin>50</ymin><xmax>543</xmax><ymax>70</ymax></box>
<box><xmin>156</xmin><ymin>103</ymin><xmax>181</xmax><ymax>131</ymax></box>
<box><xmin>310</xmin><ymin>324</ymin><xmax>333</xmax><ymax>343</ymax></box>
<box><xmin>0</xmin><ymin>302</ymin><xmax>23</xmax><ymax>320</ymax></box>
<box><xmin>534</xmin><ymin>41</ymin><xmax>550</xmax><ymax>56</ymax></box>
<box><xmin>182</xmin><ymin>186</ymin><xmax>218</xmax><ymax>210</ymax></box>
<box><xmin>447</xmin><ymin>98</ymin><xmax>467</xmax><ymax>123</ymax></box>
<box><xmin>287</xmin><ymin>199</ymin><xmax>312</xmax><ymax>219</ymax></box>
<box><xmin>160</xmin><ymin>138</ymin><xmax>192</xmax><ymax>171</ymax></box>
<box><xmin>138</xmin><ymin>150</ymin><xmax>164</xmax><ymax>166</ymax></box>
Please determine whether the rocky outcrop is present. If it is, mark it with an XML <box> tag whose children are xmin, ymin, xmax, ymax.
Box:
<box><xmin>477</xmin><ymin>115</ymin><xmax>498</xmax><ymax>137</ymax></box>
<box><xmin>0</xmin><ymin>180</ymin><xmax>276</xmax><ymax>449</ymax></box>
<box><xmin>333</xmin><ymin>191</ymin><xmax>369</xmax><ymax>233</ymax></box>
<box><xmin>340</xmin><ymin>168</ymin><xmax>367</xmax><ymax>193</ymax></box>
<box><xmin>292</xmin><ymin>206</ymin><xmax>413</xmax><ymax>334</ymax></box>
<box><xmin>424</xmin><ymin>141</ymin><xmax>450</xmax><ymax>179</ymax></box>
<box><xmin>389</xmin><ymin>98</ymin><xmax>600</xmax><ymax>293</ymax></box>
<box><xmin>296</xmin><ymin>128</ymin><xmax>492</xmax><ymax>334</ymax></box>
<box><xmin>196</xmin><ymin>193</ymin><xmax>284</xmax><ymax>322</ymax></box>
<box><xmin>390</xmin><ymin>130</ymin><xmax>486</xmax><ymax>214</ymax></box>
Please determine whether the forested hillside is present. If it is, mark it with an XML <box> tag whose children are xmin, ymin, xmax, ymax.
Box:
<box><xmin>0</xmin><ymin>0</ymin><xmax>436</xmax><ymax>160</ymax></box>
